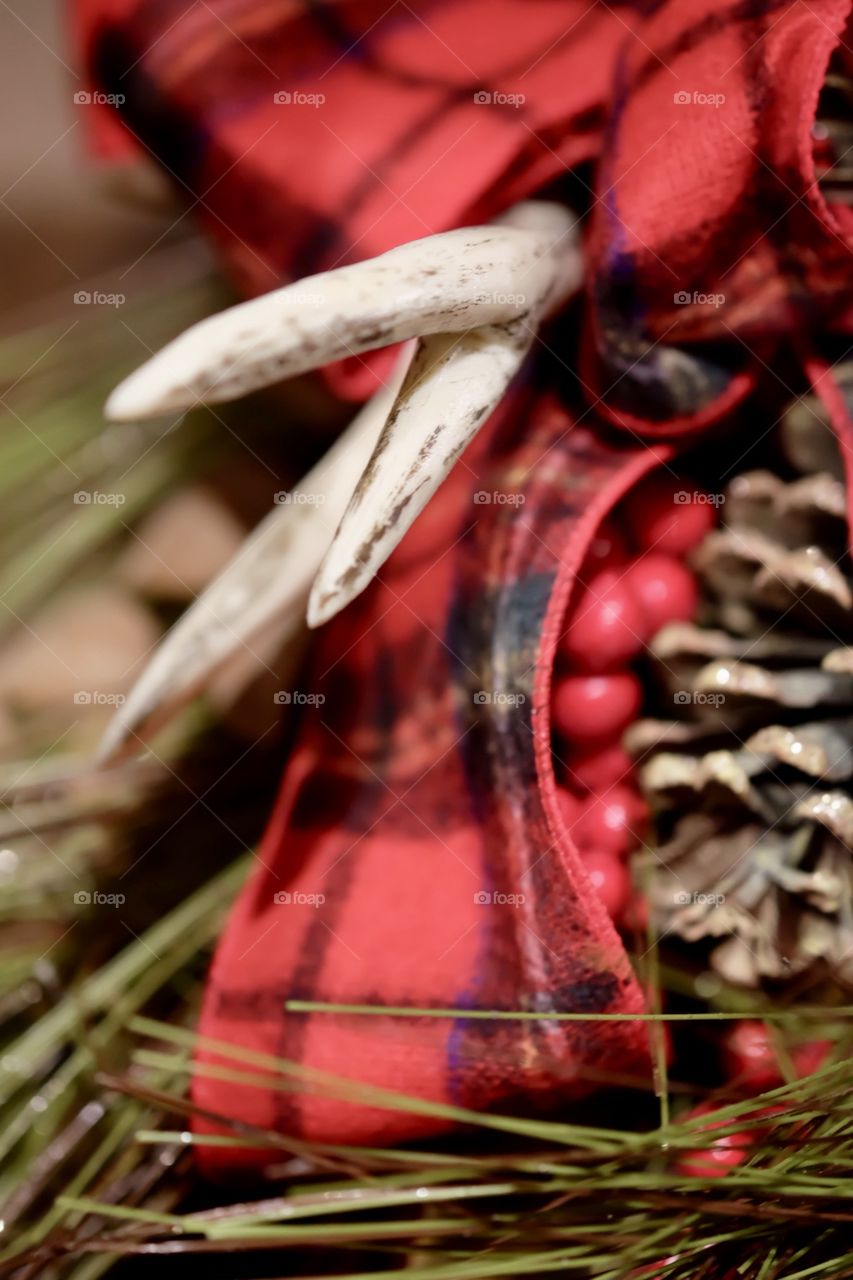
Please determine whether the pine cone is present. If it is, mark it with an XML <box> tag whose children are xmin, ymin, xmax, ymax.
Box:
<box><xmin>630</xmin><ymin>377</ymin><xmax>853</xmax><ymax>987</ymax></box>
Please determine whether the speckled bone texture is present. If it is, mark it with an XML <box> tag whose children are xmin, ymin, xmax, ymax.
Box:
<box><xmin>193</xmin><ymin>392</ymin><xmax>669</xmax><ymax>1177</ymax></box>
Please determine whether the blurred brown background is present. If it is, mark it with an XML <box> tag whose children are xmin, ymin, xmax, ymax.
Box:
<box><xmin>0</xmin><ymin>3</ymin><xmax>298</xmax><ymax>764</ymax></box>
<box><xmin>0</xmin><ymin>0</ymin><xmax>197</xmax><ymax>324</ymax></box>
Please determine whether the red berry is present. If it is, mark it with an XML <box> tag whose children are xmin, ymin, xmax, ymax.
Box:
<box><xmin>566</xmin><ymin>743</ymin><xmax>635</xmax><ymax>793</ymax></box>
<box><xmin>723</xmin><ymin>1027</ymin><xmax>831</xmax><ymax>1086</ymax></box>
<box><xmin>676</xmin><ymin>1103</ymin><xmax>753</xmax><ymax>1178</ymax></box>
<box><xmin>792</xmin><ymin>1040</ymin><xmax>831</xmax><ymax>1078</ymax></box>
<box><xmin>583</xmin><ymin>848</ymin><xmax>630</xmax><ymax>920</ymax></box>
<box><xmin>586</xmin><ymin>520</ymin><xmax>629</xmax><ymax>573</ymax></box>
<box><xmin>552</xmin><ymin>672</ymin><xmax>642</xmax><ymax>745</ymax></box>
<box><xmin>561</xmin><ymin>569</ymin><xmax>648</xmax><ymax>671</ymax></box>
<box><xmin>722</xmin><ymin>1022</ymin><xmax>780</xmax><ymax>1089</ymax></box>
<box><xmin>625</xmin><ymin>553</ymin><xmax>698</xmax><ymax>637</ymax></box>
<box><xmin>623</xmin><ymin>473</ymin><xmax>716</xmax><ymax>555</ymax></box>
<box><xmin>573</xmin><ymin>784</ymin><xmax>648</xmax><ymax>858</ymax></box>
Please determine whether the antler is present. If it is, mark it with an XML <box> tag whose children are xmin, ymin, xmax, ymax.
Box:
<box><xmin>100</xmin><ymin>201</ymin><xmax>580</xmax><ymax>759</ymax></box>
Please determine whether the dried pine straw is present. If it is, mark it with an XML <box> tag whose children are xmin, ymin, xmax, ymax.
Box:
<box><xmin>0</xmin><ymin>274</ymin><xmax>851</xmax><ymax>1280</ymax></box>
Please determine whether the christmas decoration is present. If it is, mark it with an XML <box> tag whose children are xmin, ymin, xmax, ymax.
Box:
<box><xmin>2</xmin><ymin>0</ymin><xmax>853</xmax><ymax>1275</ymax></box>
<box><xmin>64</xmin><ymin>0</ymin><xmax>853</xmax><ymax>1171</ymax></box>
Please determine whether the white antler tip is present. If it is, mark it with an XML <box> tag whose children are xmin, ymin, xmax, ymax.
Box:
<box><xmin>96</xmin><ymin>708</ymin><xmax>141</xmax><ymax>765</ymax></box>
<box><xmin>105</xmin><ymin>371</ymin><xmax>161</xmax><ymax>422</ymax></box>
<box><xmin>305</xmin><ymin>583</ymin><xmax>343</xmax><ymax>630</ymax></box>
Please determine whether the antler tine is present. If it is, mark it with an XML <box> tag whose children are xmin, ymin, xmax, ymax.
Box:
<box><xmin>105</xmin><ymin>215</ymin><xmax>567</xmax><ymax>423</ymax></box>
<box><xmin>307</xmin><ymin>321</ymin><xmax>530</xmax><ymax>627</ymax></box>
<box><xmin>98</xmin><ymin>354</ymin><xmax>411</xmax><ymax>763</ymax></box>
<box><xmin>308</xmin><ymin>202</ymin><xmax>581</xmax><ymax>626</ymax></box>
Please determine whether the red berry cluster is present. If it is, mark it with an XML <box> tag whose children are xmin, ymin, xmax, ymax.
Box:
<box><xmin>551</xmin><ymin>473</ymin><xmax>716</xmax><ymax>925</ymax></box>
<box><xmin>676</xmin><ymin>1022</ymin><xmax>830</xmax><ymax>1177</ymax></box>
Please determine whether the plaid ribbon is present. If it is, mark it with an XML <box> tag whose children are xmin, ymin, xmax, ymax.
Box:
<box><xmin>583</xmin><ymin>0</ymin><xmax>853</xmax><ymax>432</ymax></box>
<box><xmin>78</xmin><ymin>0</ymin><xmax>853</xmax><ymax>1168</ymax></box>
<box><xmin>193</xmin><ymin>390</ymin><xmax>665</xmax><ymax>1171</ymax></box>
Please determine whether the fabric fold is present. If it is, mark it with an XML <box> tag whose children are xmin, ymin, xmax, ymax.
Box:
<box><xmin>194</xmin><ymin>391</ymin><xmax>659</xmax><ymax>1173</ymax></box>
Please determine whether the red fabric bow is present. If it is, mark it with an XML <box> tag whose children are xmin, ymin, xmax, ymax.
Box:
<box><xmin>583</xmin><ymin>0</ymin><xmax>853</xmax><ymax>434</ymax></box>
<box><xmin>77</xmin><ymin>0</ymin><xmax>853</xmax><ymax>1174</ymax></box>
<box><xmin>194</xmin><ymin>401</ymin><xmax>665</xmax><ymax>1170</ymax></box>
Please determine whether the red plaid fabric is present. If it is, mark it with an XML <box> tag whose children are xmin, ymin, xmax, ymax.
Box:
<box><xmin>194</xmin><ymin>393</ymin><xmax>665</xmax><ymax>1172</ymax></box>
<box><xmin>77</xmin><ymin>0</ymin><xmax>853</xmax><ymax>1170</ymax></box>
<box><xmin>583</xmin><ymin>0</ymin><xmax>853</xmax><ymax>433</ymax></box>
